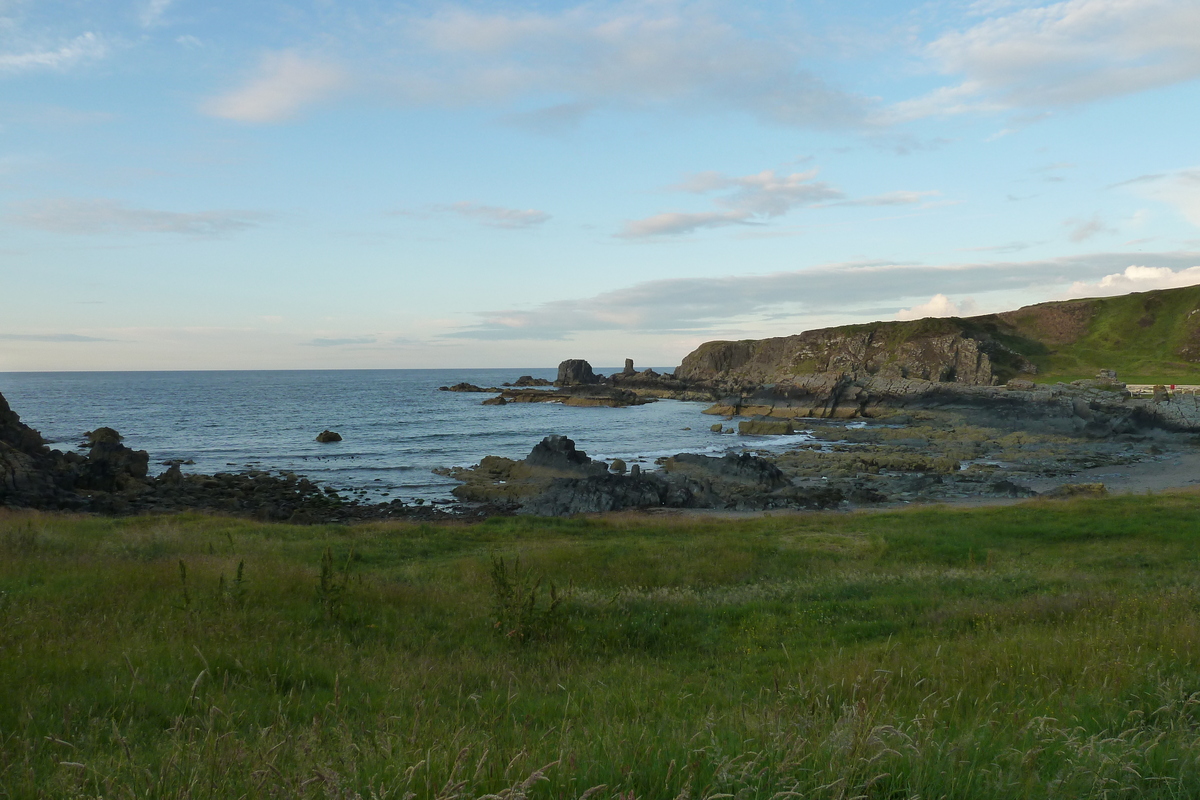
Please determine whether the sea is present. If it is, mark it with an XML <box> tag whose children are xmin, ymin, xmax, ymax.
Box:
<box><xmin>0</xmin><ymin>369</ymin><xmax>818</xmax><ymax>503</ymax></box>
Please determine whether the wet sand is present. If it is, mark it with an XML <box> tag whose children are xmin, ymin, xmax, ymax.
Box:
<box><xmin>1025</xmin><ymin>447</ymin><xmax>1200</xmax><ymax>496</ymax></box>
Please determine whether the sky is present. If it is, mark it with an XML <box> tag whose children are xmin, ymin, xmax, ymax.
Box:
<box><xmin>2</xmin><ymin>0</ymin><xmax>1199</xmax><ymax>371</ymax></box>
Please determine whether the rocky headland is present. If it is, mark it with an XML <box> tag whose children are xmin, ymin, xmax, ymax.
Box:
<box><xmin>487</xmin><ymin>287</ymin><xmax>1200</xmax><ymax>437</ymax></box>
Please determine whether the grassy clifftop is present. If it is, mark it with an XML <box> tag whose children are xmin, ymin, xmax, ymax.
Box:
<box><xmin>994</xmin><ymin>284</ymin><xmax>1200</xmax><ymax>382</ymax></box>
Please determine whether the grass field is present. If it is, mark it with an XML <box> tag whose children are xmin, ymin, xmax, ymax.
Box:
<box><xmin>4</xmin><ymin>495</ymin><xmax>1200</xmax><ymax>799</ymax></box>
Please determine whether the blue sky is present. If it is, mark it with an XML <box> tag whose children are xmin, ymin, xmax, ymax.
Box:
<box><xmin>2</xmin><ymin>0</ymin><xmax>1199</xmax><ymax>370</ymax></box>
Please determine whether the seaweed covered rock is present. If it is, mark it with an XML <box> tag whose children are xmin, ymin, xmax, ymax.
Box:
<box><xmin>662</xmin><ymin>452</ymin><xmax>787</xmax><ymax>489</ymax></box>
<box><xmin>738</xmin><ymin>417</ymin><xmax>795</xmax><ymax>436</ymax></box>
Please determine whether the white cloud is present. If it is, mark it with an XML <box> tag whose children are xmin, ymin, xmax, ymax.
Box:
<box><xmin>895</xmin><ymin>294</ymin><xmax>982</xmax><ymax>320</ymax></box>
<box><xmin>1065</xmin><ymin>214</ymin><xmax>1114</xmax><ymax>242</ymax></box>
<box><xmin>621</xmin><ymin>168</ymin><xmax>934</xmax><ymax>238</ymax></box>
<box><xmin>894</xmin><ymin>0</ymin><xmax>1200</xmax><ymax>118</ymax></box>
<box><xmin>303</xmin><ymin>337</ymin><xmax>377</xmax><ymax>347</ymax></box>
<box><xmin>445</xmin><ymin>202</ymin><xmax>550</xmax><ymax>229</ymax></box>
<box><xmin>0</xmin><ymin>32</ymin><xmax>106</xmax><ymax>73</ymax></box>
<box><xmin>620</xmin><ymin>211</ymin><xmax>752</xmax><ymax>238</ymax></box>
<box><xmin>139</xmin><ymin>0</ymin><xmax>172</xmax><ymax>28</ymax></box>
<box><xmin>194</xmin><ymin>4</ymin><xmax>871</xmax><ymax>128</ymax></box>
<box><xmin>0</xmin><ymin>333</ymin><xmax>111</xmax><ymax>342</ymax></box>
<box><xmin>1065</xmin><ymin>264</ymin><xmax>1200</xmax><ymax>297</ymax></box>
<box><xmin>203</xmin><ymin>51</ymin><xmax>347</xmax><ymax>123</ymax></box>
<box><xmin>1121</xmin><ymin>169</ymin><xmax>1200</xmax><ymax>227</ymax></box>
<box><xmin>11</xmin><ymin>198</ymin><xmax>267</xmax><ymax>236</ymax></box>
<box><xmin>447</xmin><ymin>251</ymin><xmax>1200</xmax><ymax>339</ymax></box>
<box><xmin>387</xmin><ymin>4</ymin><xmax>869</xmax><ymax>129</ymax></box>
<box><xmin>683</xmin><ymin>169</ymin><xmax>844</xmax><ymax>216</ymax></box>
<box><xmin>836</xmin><ymin>190</ymin><xmax>942</xmax><ymax>208</ymax></box>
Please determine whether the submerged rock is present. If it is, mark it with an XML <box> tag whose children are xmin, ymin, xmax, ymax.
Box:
<box><xmin>439</xmin><ymin>383</ymin><xmax>501</xmax><ymax>393</ymax></box>
<box><xmin>316</xmin><ymin>430</ymin><xmax>342</xmax><ymax>443</ymax></box>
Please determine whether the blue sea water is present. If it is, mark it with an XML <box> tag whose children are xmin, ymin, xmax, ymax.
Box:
<box><xmin>0</xmin><ymin>369</ymin><xmax>815</xmax><ymax>503</ymax></box>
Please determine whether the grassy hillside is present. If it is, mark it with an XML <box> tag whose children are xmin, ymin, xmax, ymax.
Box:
<box><xmin>996</xmin><ymin>285</ymin><xmax>1200</xmax><ymax>383</ymax></box>
<box><xmin>5</xmin><ymin>499</ymin><xmax>1200</xmax><ymax>798</ymax></box>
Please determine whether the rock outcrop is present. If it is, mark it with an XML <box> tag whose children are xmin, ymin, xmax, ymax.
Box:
<box><xmin>0</xmin><ymin>390</ymin><xmax>461</xmax><ymax>523</ymax></box>
<box><xmin>439</xmin><ymin>383</ymin><xmax>502</xmax><ymax>393</ymax></box>
<box><xmin>443</xmin><ymin>435</ymin><xmax>842</xmax><ymax>515</ymax></box>
<box><xmin>1</xmin><ymin>391</ymin><xmax>152</xmax><ymax>508</ymax></box>
<box><xmin>556</xmin><ymin>359</ymin><xmax>601</xmax><ymax>386</ymax></box>
<box><xmin>488</xmin><ymin>384</ymin><xmax>654</xmax><ymax>408</ymax></box>
<box><xmin>659</xmin><ymin>285</ymin><xmax>1200</xmax><ymax>432</ymax></box>
<box><xmin>676</xmin><ymin>318</ymin><xmax>1034</xmax><ymax>388</ymax></box>
<box><xmin>505</xmin><ymin>376</ymin><xmax>553</xmax><ymax>387</ymax></box>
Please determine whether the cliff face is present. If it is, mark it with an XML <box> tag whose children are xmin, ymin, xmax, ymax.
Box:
<box><xmin>663</xmin><ymin>286</ymin><xmax>1200</xmax><ymax>431</ymax></box>
<box><xmin>677</xmin><ymin>319</ymin><xmax>1022</xmax><ymax>387</ymax></box>
<box><xmin>677</xmin><ymin>285</ymin><xmax>1200</xmax><ymax>388</ymax></box>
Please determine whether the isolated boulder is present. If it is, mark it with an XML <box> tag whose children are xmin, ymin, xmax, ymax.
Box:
<box><xmin>75</xmin><ymin>429</ymin><xmax>150</xmax><ymax>492</ymax></box>
<box><xmin>524</xmin><ymin>435</ymin><xmax>608</xmax><ymax>476</ymax></box>
<box><xmin>555</xmin><ymin>359</ymin><xmax>601</xmax><ymax>387</ymax></box>
<box><xmin>85</xmin><ymin>427</ymin><xmax>123</xmax><ymax>445</ymax></box>
<box><xmin>316</xmin><ymin>430</ymin><xmax>342</xmax><ymax>443</ymax></box>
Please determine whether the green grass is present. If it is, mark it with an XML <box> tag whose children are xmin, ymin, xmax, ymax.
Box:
<box><xmin>4</xmin><ymin>496</ymin><xmax>1200</xmax><ymax>798</ymax></box>
<box><xmin>1004</xmin><ymin>285</ymin><xmax>1200</xmax><ymax>383</ymax></box>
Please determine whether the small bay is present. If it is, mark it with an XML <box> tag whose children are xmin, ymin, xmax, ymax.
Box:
<box><xmin>0</xmin><ymin>369</ymin><xmax>814</xmax><ymax>503</ymax></box>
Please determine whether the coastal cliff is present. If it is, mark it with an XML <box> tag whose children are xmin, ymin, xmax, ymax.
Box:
<box><xmin>665</xmin><ymin>285</ymin><xmax>1200</xmax><ymax>431</ymax></box>
<box><xmin>676</xmin><ymin>318</ymin><xmax>1034</xmax><ymax>387</ymax></box>
<box><xmin>677</xmin><ymin>285</ymin><xmax>1200</xmax><ymax>388</ymax></box>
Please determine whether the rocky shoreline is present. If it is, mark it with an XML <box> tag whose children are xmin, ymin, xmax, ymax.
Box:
<box><xmin>0</xmin><ymin>391</ymin><xmax>482</xmax><ymax>523</ymax></box>
<box><xmin>433</xmin><ymin>356</ymin><xmax>1200</xmax><ymax>515</ymax></box>
<box><xmin>4</xmin><ymin>353</ymin><xmax>1199</xmax><ymax>521</ymax></box>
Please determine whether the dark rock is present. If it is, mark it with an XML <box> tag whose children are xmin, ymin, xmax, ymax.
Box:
<box><xmin>509</xmin><ymin>375</ymin><xmax>553</xmax><ymax>387</ymax></box>
<box><xmin>623</xmin><ymin>358</ymin><xmax>636</xmax><ymax>376</ymax></box>
<box><xmin>610</xmin><ymin>458</ymin><xmax>627</xmax><ymax>474</ymax></box>
<box><xmin>76</xmin><ymin>432</ymin><xmax>150</xmax><ymax>492</ymax></box>
<box><xmin>439</xmin><ymin>383</ymin><xmax>501</xmax><ymax>393</ymax></box>
<box><xmin>85</xmin><ymin>427</ymin><xmax>123</xmax><ymax>445</ymax></box>
<box><xmin>524</xmin><ymin>435</ymin><xmax>608</xmax><ymax>476</ymax></box>
<box><xmin>845</xmin><ymin>483</ymin><xmax>887</xmax><ymax>504</ymax></box>
<box><xmin>555</xmin><ymin>359</ymin><xmax>601</xmax><ymax>387</ymax></box>
<box><xmin>663</xmin><ymin>452</ymin><xmax>787</xmax><ymax>490</ymax></box>
<box><xmin>482</xmin><ymin>396</ymin><xmax>507</xmax><ymax>406</ymax></box>
<box><xmin>989</xmin><ymin>479</ymin><xmax>1037</xmax><ymax>497</ymax></box>
<box><xmin>316</xmin><ymin>430</ymin><xmax>342</xmax><ymax>443</ymax></box>
<box><xmin>520</xmin><ymin>472</ymin><xmax>675</xmax><ymax>516</ymax></box>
